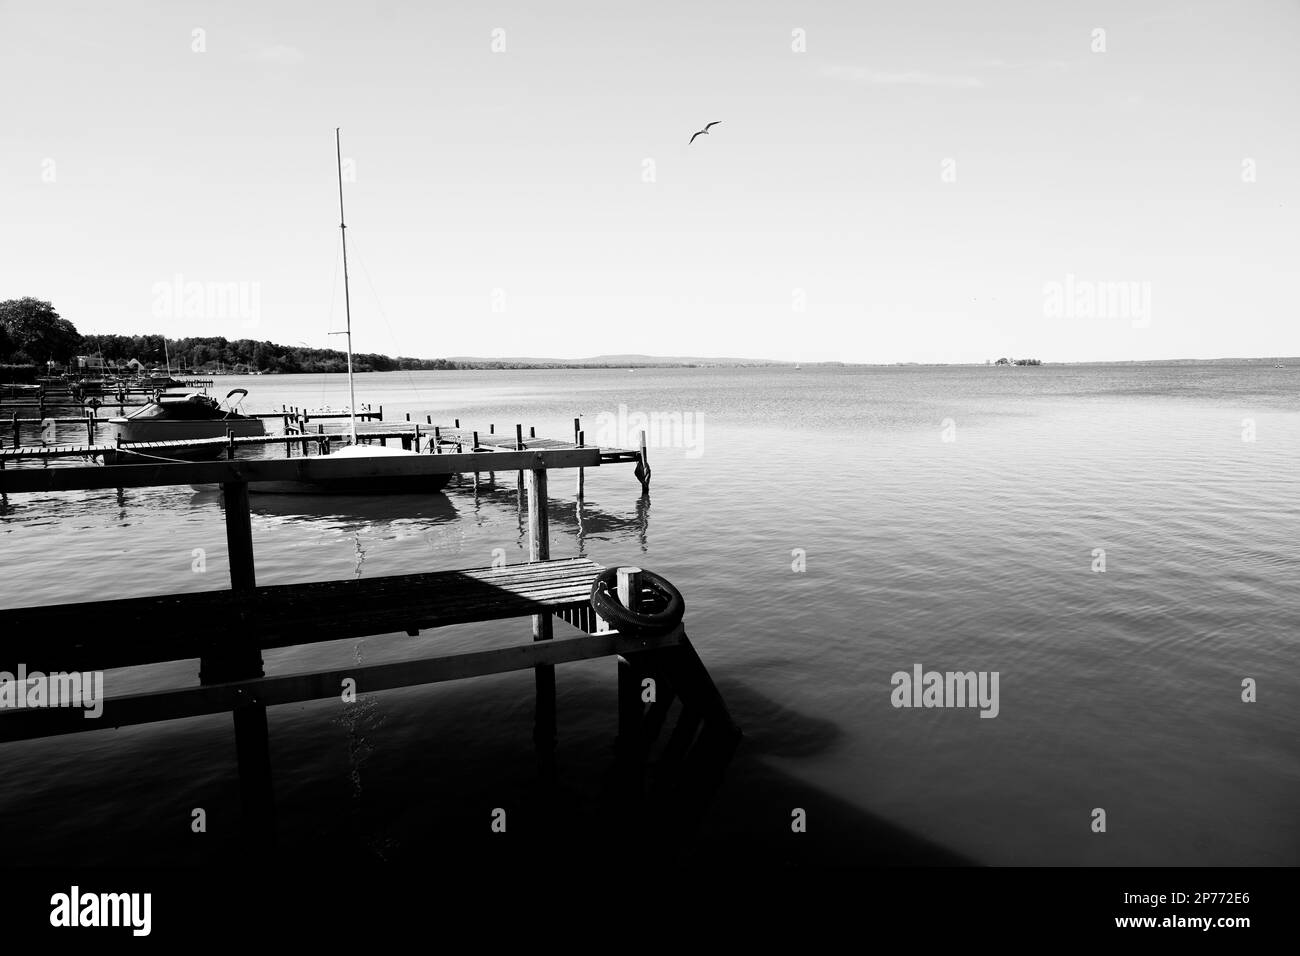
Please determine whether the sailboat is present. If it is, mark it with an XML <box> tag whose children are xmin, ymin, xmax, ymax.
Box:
<box><xmin>249</xmin><ymin>129</ymin><xmax>450</xmax><ymax>496</ymax></box>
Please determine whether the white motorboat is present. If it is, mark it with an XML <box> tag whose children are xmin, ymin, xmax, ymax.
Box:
<box><xmin>107</xmin><ymin>388</ymin><xmax>265</xmax><ymax>448</ymax></box>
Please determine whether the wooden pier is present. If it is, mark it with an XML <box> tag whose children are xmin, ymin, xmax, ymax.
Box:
<box><xmin>0</xmin><ymin>409</ymin><xmax>652</xmax><ymax>492</ymax></box>
<box><xmin>0</xmin><ymin>451</ymin><xmax>736</xmax><ymax>845</ymax></box>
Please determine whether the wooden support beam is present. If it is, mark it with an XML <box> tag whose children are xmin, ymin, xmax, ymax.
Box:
<box><xmin>212</xmin><ymin>478</ymin><xmax>273</xmax><ymax>842</ymax></box>
<box><xmin>0</xmin><ymin>629</ymin><xmax>682</xmax><ymax>742</ymax></box>
<box><xmin>527</xmin><ymin>462</ymin><xmax>555</xmax><ymax>776</ymax></box>
<box><xmin>617</xmin><ymin>567</ymin><xmax>645</xmax><ymax>797</ymax></box>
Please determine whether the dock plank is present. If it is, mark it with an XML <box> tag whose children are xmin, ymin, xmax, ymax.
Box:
<box><xmin>0</xmin><ymin>558</ymin><xmax>605</xmax><ymax>672</ymax></box>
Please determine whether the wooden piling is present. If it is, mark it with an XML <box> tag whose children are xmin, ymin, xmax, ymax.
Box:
<box><xmin>634</xmin><ymin>430</ymin><xmax>651</xmax><ymax>492</ymax></box>
<box><xmin>515</xmin><ymin>424</ymin><xmax>525</xmax><ymax>490</ymax></box>
<box><xmin>527</xmin><ymin>460</ymin><xmax>556</xmax><ymax>776</ymax></box>
<box><xmin>210</xmin><ymin>478</ymin><xmax>274</xmax><ymax>841</ymax></box>
<box><xmin>576</xmin><ymin>429</ymin><xmax>586</xmax><ymax>498</ymax></box>
<box><xmin>616</xmin><ymin>567</ymin><xmax>645</xmax><ymax>794</ymax></box>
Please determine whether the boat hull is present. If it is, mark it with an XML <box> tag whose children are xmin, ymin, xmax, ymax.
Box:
<box><xmin>247</xmin><ymin>473</ymin><xmax>451</xmax><ymax>495</ymax></box>
<box><xmin>107</xmin><ymin>417</ymin><xmax>266</xmax><ymax>444</ymax></box>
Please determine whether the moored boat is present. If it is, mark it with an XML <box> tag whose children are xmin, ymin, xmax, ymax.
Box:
<box><xmin>248</xmin><ymin>442</ymin><xmax>451</xmax><ymax>494</ymax></box>
<box><xmin>246</xmin><ymin>129</ymin><xmax>448</xmax><ymax>497</ymax></box>
<box><xmin>107</xmin><ymin>389</ymin><xmax>266</xmax><ymax>447</ymax></box>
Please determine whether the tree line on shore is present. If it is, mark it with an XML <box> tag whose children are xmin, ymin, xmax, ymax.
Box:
<box><xmin>0</xmin><ymin>297</ymin><xmax>457</xmax><ymax>374</ymax></box>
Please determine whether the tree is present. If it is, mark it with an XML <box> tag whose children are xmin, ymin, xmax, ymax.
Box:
<box><xmin>0</xmin><ymin>323</ymin><xmax>12</xmax><ymax>361</ymax></box>
<box><xmin>0</xmin><ymin>298</ymin><xmax>80</xmax><ymax>365</ymax></box>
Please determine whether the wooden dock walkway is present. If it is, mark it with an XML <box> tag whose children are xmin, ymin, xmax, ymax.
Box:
<box><xmin>0</xmin><ymin>412</ymin><xmax>650</xmax><ymax>491</ymax></box>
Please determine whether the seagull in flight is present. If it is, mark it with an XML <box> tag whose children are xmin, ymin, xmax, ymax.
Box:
<box><xmin>689</xmin><ymin>121</ymin><xmax>721</xmax><ymax>145</ymax></box>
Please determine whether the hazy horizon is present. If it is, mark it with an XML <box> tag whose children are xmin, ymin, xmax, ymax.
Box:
<box><xmin>3</xmin><ymin>0</ymin><xmax>1297</xmax><ymax>364</ymax></box>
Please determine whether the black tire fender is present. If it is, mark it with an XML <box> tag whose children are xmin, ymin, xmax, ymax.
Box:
<box><xmin>590</xmin><ymin>567</ymin><xmax>685</xmax><ymax>635</ymax></box>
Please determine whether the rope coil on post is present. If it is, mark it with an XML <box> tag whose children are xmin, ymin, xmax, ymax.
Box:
<box><xmin>590</xmin><ymin>567</ymin><xmax>684</xmax><ymax>635</ymax></box>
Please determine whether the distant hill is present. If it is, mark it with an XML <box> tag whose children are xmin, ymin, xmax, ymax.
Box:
<box><xmin>447</xmin><ymin>353</ymin><xmax>784</xmax><ymax>367</ymax></box>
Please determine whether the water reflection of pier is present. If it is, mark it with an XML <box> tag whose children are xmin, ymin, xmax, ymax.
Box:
<box><xmin>445</xmin><ymin>469</ymin><xmax>650</xmax><ymax>553</ymax></box>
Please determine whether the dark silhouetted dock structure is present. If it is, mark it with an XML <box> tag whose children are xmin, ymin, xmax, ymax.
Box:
<box><xmin>0</xmin><ymin>447</ymin><xmax>736</xmax><ymax>845</ymax></box>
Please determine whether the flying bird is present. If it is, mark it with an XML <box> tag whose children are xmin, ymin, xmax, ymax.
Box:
<box><xmin>689</xmin><ymin>121</ymin><xmax>721</xmax><ymax>145</ymax></box>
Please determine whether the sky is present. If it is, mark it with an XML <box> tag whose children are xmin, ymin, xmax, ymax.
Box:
<box><xmin>1</xmin><ymin>0</ymin><xmax>1297</xmax><ymax>363</ymax></box>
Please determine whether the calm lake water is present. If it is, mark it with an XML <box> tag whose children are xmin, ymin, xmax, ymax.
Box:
<box><xmin>1</xmin><ymin>364</ymin><xmax>1297</xmax><ymax>866</ymax></box>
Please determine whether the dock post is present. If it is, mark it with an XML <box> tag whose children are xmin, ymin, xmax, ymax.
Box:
<box><xmin>11</xmin><ymin>413</ymin><xmax>18</xmax><ymax>449</ymax></box>
<box><xmin>576</xmin><ymin>430</ymin><xmax>585</xmax><ymax>499</ymax></box>
<box><xmin>573</xmin><ymin>417</ymin><xmax>580</xmax><ymax>445</ymax></box>
<box><xmin>515</xmin><ymin>424</ymin><xmax>525</xmax><ymax>493</ymax></box>
<box><xmin>527</xmin><ymin>458</ymin><xmax>556</xmax><ymax>778</ymax></box>
<box><xmin>634</xmin><ymin>430</ymin><xmax>651</xmax><ymax>492</ymax></box>
<box><xmin>209</xmin><ymin>479</ymin><xmax>274</xmax><ymax>843</ymax></box>
<box><xmin>226</xmin><ymin>429</ymin><xmax>235</xmax><ymax>460</ymax></box>
<box><xmin>529</xmin><ymin>426</ymin><xmax>536</xmax><ymax>439</ymax></box>
<box><xmin>86</xmin><ymin>413</ymin><xmax>93</xmax><ymax>445</ymax></box>
<box><xmin>432</xmin><ymin>426</ymin><xmax>441</xmax><ymax>454</ymax></box>
<box><xmin>616</xmin><ymin>567</ymin><xmax>645</xmax><ymax>796</ymax></box>
<box><xmin>454</xmin><ymin>418</ymin><xmax>460</xmax><ymax>429</ymax></box>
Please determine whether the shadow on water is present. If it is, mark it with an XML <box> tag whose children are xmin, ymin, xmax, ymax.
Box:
<box><xmin>269</xmin><ymin>666</ymin><xmax>972</xmax><ymax>869</ymax></box>
<box><xmin>0</xmin><ymin>659</ymin><xmax>968</xmax><ymax>868</ymax></box>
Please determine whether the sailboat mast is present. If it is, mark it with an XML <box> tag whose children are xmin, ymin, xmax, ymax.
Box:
<box><xmin>336</xmin><ymin>127</ymin><xmax>359</xmax><ymax>445</ymax></box>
